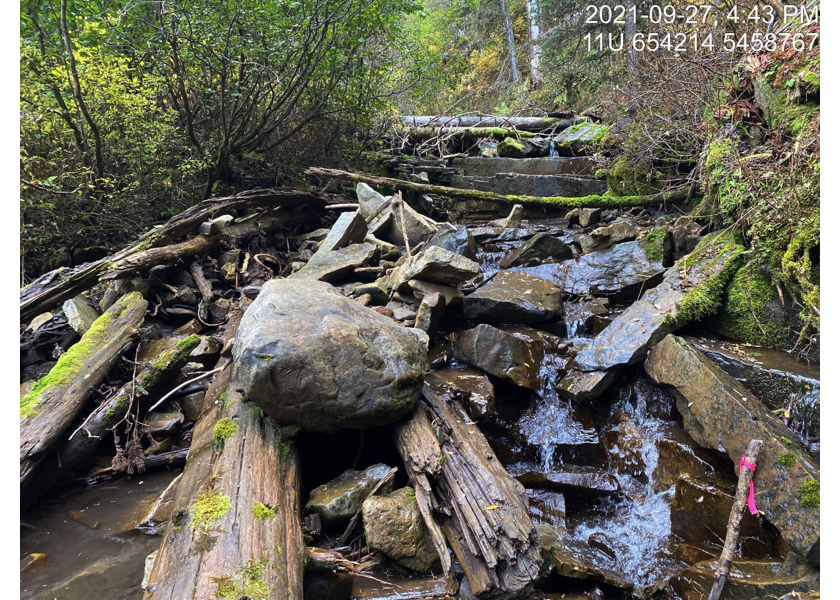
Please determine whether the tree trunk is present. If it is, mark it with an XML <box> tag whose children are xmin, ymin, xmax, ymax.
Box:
<box><xmin>145</xmin><ymin>303</ymin><xmax>306</xmax><ymax>600</ymax></box>
<box><xmin>625</xmin><ymin>0</ymin><xmax>639</xmax><ymax>113</ymax></box>
<box><xmin>395</xmin><ymin>384</ymin><xmax>542</xmax><ymax>598</ymax></box>
<box><xmin>525</xmin><ymin>0</ymin><xmax>542</xmax><ymax>86</ymax></box>
<box><xmin>399</xmin><ymin>116</ymin><xmax>578</xmax><ymax>131</ymax></box>
<box><xmin>307</xmin><ymin>167</ymin><xmax>691</xmax><ymax>210</ymax></box>
<box><xmin>498</xmin><ymin>0</ymin><xmax>520</xmax><ymax>84</ymax></box>
<box><xmin>20</xmin><ymin>292</ymin><xmax>148</xmax><ymax>487</ymax></box>
<box><xmin>708</xmin><ymin>439</ymin><xmax>763</xmax><ymax>600</ymax></box>
<box><xmin>21</xmin><ymin>333</ymin><xmax>202</xmax><ymax>505</ymax></box>
<box><xmin>20</xmin><ymin>187</ymin><xmax>337</xmax><ymax>322</ymax></box>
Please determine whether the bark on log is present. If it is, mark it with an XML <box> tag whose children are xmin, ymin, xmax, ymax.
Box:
<box><xmin>395</xmin><ymin>385</ymin><xmax>542</xmax><ymax>599</ymax></box>
<box><xmin>145</xmin><ymin>303</ymin><xmax>306</xmax><ymax>600</ymax></box>
<box><xmin>20</xmin><ymin>292</ymin><xmax>147</xmax><ymax>487</ymax></box>
<box><xmin>399</xmin><ymin>116</ymin><xmax>583</xmax><ymax>131</ymax></box>
<box><xmin>21</xmin><ymin>333</ymin><xmax>201</xmax><ymax>505</ymax></box>
<box><xmin>21</xmin><ymin>187</ymin><xmax>339</xmax><ymax>322</ymax></box>
<box><xmin>708</xmin><ymin>439</ymin><xmax>763</xmax><ymax>600</ymax></box>
<box><xmin>306</xmin><ymin>167</ymin><xmax>689</xmax><ymax>210</ymax></box>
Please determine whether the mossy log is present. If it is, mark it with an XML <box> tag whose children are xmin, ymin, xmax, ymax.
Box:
<box><xmin>400</xmin><ymin>115</ymin><xmax>583</xmax><ymax>129</ymax></box>
<box><xmin>145</xmin><ymin>303</ymin><xmax>306</xmax><ymax>600</ymax></box>
<box><xmin>20</xmin><ymin>292</ymin><xmax>148</xmax><ymax>488</ymax></box>
<box><xmin>307</xmin><ymin>167</ymin><xmax>689</xmax><ymax>210</ymax></box>
<box><xmin>21</xmin><ymin>333</ymin><xmax>201</xmax><ymax>505</ymax></box>
<box><xmin>394</xmin><ymin>384</ymin><xmax>542</xmax><ymax>599</ymax></box>
<box><xmin>20</xmin><ymin>187</ymin><xmax>341</xmax><ymax>322</ymax></box>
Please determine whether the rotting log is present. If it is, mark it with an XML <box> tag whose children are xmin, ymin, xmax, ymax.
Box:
<box><xmin>145</xmin><ymin>302</ymin><xmax>306</xmax><ymax>600</ymax></box>
<box><xmin>708</xmin><ymin>439</ymin><xmax>763</xmax><ymax>600</ymax></box>
<box><xmin>20</xmin><ymin>292</ymin><xmax>148</xmax><ymax>488</ymax></box>
<box><xmin>307</xmin><ymin>167</ymin><xmax>689</xmax><ymax>211</ymax></box>
<box><xmin>399</xmin><ymin>115</ymin><xmax>586</xmax><ymax>131</ymax></box>
<box><xmin>20</xmin><ymin>187</ymin><xmax>342</xmax><ymax>322</ymax></box>
<box><xmin>21</xmin><ymin>333</ymin><xmax>201</xmax><ymax>505</ymax></box>
<box><xmin>395</xmin><ymin>384</ymin><xmax>542</xmax><ymax>599</ymax></box>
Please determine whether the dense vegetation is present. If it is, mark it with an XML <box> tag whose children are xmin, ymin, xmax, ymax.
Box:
<box><xmin>20</xmin><ymin>0</ymin><xmax>818</xmax><ymax>350</ymax></box>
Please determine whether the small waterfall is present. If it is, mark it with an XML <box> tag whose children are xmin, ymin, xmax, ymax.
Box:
<box><xmin>549</xmin><ymin>139</ymin><xmax>559</xmax><ymax>158</ymax></box>
<box><xmin>565</xmin><ymin>317</ymin><xmax>588</xmax><ymax>339</ymax></box>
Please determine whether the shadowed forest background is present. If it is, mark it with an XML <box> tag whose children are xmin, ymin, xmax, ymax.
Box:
<box><xmin>20</xmin><ymin>0</ymin><xmax>819</xmax><ymax>346</ymax></box>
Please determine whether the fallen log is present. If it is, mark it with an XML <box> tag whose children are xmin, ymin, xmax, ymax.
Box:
<box><xmin>21</xmin><ymin>333</ymin><xmax>201</xmax><ymax>505</ymax></box>
<box><xmin>399</xmin><ymin>115</ymin><xmax>585</xmax><ymax>131</ymax></box>
<box><xmin>395</xmin><ymin>384</ymin><xmax>542</xmax><ymax>599</ymax></box>
<box><xmin>708</xmin><ymin>439</ymin><xmax>763</xmax><ymax>600</ymax></box>
<box><xmin>20</xmin><ymin>292</ymin><xmax>148</xmax><ymax>487</ymax></box>
<box><xmin>145</xmin><ymin>303</ymin><xmax>306</xmax><ymax>600</ymax></box>
<box><xmin>20</xmin><ymin>187</ymin><xmax>340</xmax><ymax>322</ymax></box>
<box><xmin>306</xmin><ymin>167</ymin><xmax>689</xmax><ymax>211</ymax></box>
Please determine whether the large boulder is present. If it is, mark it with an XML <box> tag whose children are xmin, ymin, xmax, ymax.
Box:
<box><xmin>578</xmin><ymin>220</ymin><xmax>636</xmax><ymax>254</ymax></box>
<box><xmin>645</xmin><ymin>334</ymin><xmax>820</xmax><ymax>566</ymax></box>
<box><xmin>385</xmin><ymin>245</ymin><xmax>480</xmax><ymax>291</ymax></box>
<box><xmin>361</xmin><ymin>487</ymin><xmax>440</xmax><ymax>573</ymax></box>
<box><xmin>317</xmin><ymin>211</ymin><xmax>368</xmax><ymax>253</ymax></box>
<box><xmin>306</xmin><ymin>464</ymin><xmax>394</xmax><ymax>525</ymax></box>
<box><xmin>453</xmin><ymin>325</ymin><xmax>545</xmax><ymax>390</ymax></box>
<box><xmin>463</xmin><ymin>271</ymin><xmax>563</xmax><ymax>325</ymax></box>
<box><xmin>354</xmin><ymin>183</ymin><xmax>436</xmax><ymax>248</ymax></box>
<box><xmin>233</xmin><ymin>279</ymin><xmax>427</xmax><ymax>433</ymax></box>
<box><xmin>499</xmin><ymin>233</ymin><xmax>573</xmax><ymax>269</ymax></box>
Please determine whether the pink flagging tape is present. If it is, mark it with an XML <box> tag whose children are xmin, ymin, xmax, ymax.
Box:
<box><xmin>740</xmin><ymin>455</ymin><xmax>758</xmax><ymax>515</ymax></box>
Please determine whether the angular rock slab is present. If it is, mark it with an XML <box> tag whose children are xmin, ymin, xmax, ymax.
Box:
<box><xmin>669</xmin><ymin>557</ymin><xmax>819</xmax><ymax>600</ymax></box>
<box><xmin>454</xmin><ymin>325</ymin><xmax>545</xmax><ymax>390</ymax></box>
<box><xmin>307</xmin><ymin>463</ymin><xmax>393</xmax><ymax>525</ymax></box>
<box><xmin>512</xmin><ymin>239</ymin><xmax>663</xmax><ymax>299</ymax></box>
<box><xmin>422</xmin><ymin>225</ymin><xmax>478</xmax><ymax>261</ymax></box>
<box><xmin>571</xmin><ymin>231</ymin><xmax>744</xmax><ymax>372</ymax></box>
<box><xmin>233</xmin><ymin>279</ymin><xmax>427</xmax><ymax>433</ymax></box>
<box><xmin>645</xmin><ymin>334</ymin><xmax>820</xmax><ymax>566</ymax></box>
<box><xmin>463</xmin><ymin>271</ymin><xmax>564</xmax><ymax>325</ymax></box>
<box><xmin>318</xmin><ymin>210</ymin><xmax>368</xmax><ymax>253</ymax></box>
<box><xmin>516</xmin><ymin>467</ymin><xmax>621</xmax><ymax>497</ymax></box>
<box><xmin>291</xmin><ymin>242</ymin><xmax>377</xmax><ymax>282</ymax></box>
<box><xmin>386</xmin><ymin>245</ymin><xmax>480</xmax><ymax>290</ymax></box>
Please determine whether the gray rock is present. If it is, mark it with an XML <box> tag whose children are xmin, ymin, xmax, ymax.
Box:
<box><xmin>499</xmin><ymin>232</ymin><xmax>573</xmax><ymax>268</ymax></box>
<box><xmin>578</xmin><ymin>220</ymin><xmax>636</xmax><ymax>254</ymax></box>
<box><xmin>422</xmin><ymin>225</ymin><xmax>478</xmax><ymax>261</ymax></box>
<box><xmin>463</xmin><ymin>271</ymin><xmax>563</xmax><ymax>324</ymax></box>
<box><xmin>385</xmin><ymin>246</ymin><xmax>480</xmax><ymax>290</ymax></box>
<box><xmin>555</xmin><ymin>369</ymin><xmax>616</xmax><ymax>401</ymax></box>
<box><xmin>199</xmin><ymin>214</ymin><xmax>234</xmax><ymax>235</ymax></box>
<box><xmin>645</xmin><ymin>334</ymin><xmax>820</xmax><ymax>565</ymax></box>
<box><xmin>318</xmin><ymin>211</ymin><xmax>368</xmax><ymax>253</ymax></box>
<box><xmin>62</xmin><ymin>296</ymin><xmax>100</xmax><ymax>335</ymax></box>
<box><xmin>362</xmin><ymin>487</ymin><xmax>440</xmax><ymax>573</ymax></box>
<box><xmin>354</xmin><ymin>183</ymin><xmax>436</xmax><ymax>248</ymax></box>
<box><xmin>511</xmin><ymin>239</ymin><xmax>663</xmax><ymax>300</ymax></box>
<box><xmin>408</xmin><ymin>279</ymin><xmax>464</xmax><ymax>306</ymax></box>
<box><xmin>503</xmin><ymin>204</ymin><xmax>524</xmax><ymax>228</ymax></box>
<box><xmin>414</xmin><ymin>292</ymin><xmax>446</xmax><ymax>337</ymax></box>
<box><xmin>233</xmin><ymin>279</ymin><xmax>427</xmax><ymax>433</ymax></box>
<box><xmin>425</xmin><ymin>367</ymin><xmax>495</xmax><ymax>421</ymax></box>
<box><xmin>386</xmin><ymin>301</ymin><xmax>417</xmax><ymax>321</ymax></box>
<box><xmin>553</xmin><ymin>122</ymin><xmax>612</xmax><ymax>151</ymax></box>
<box><xmin>291</xmin><ymin>242</ymin><xmax>377</xmax><ymax>282</ymax></box>
<box><xmin>454</xmin><ymin>325</ymin><xmax>544</xmax><ymax>390</ymax></box>
<box><xmin>307</xmin><ymin>464</ymin><xmax>394</xmax><ymax>525</ymax></box>
<box><xmin>546</xmin><ymin>543</ymin><xmax>632</xmax><ymax>590</ymax></box>
<box><xmin>516</xmin><ymin>467</ymin><xmax>621</xmax><ymax>497</ymax></box>
<box><xmin>142</xmin><ymin>551</ymin><xmax>158</xmax><ymax>590</ymax></box>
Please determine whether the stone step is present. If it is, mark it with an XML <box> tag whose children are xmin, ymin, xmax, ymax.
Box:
<box><xmin>449</xmin><ymin>173</ymin><xmax>607</xmax><ymax>198</ymax></box>
<box><xmin>451</xmin><ymin>156</ymin><xmax>602</xmax><ymax>177</ymax></box>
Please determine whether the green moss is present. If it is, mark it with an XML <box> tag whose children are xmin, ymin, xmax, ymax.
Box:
<box><xmin>498</xmin><ymin>137</ymin><xmax>526</xmax><ymax>157</ymax></box>
<box><xmin>776</xmin><ymin>451</ymin><xmax>798</xmax><ymax>468</ymax></box>
<box><xmin>211</xmin><ymin>558</ymin><xmax>269</xmax><ymax>600</ymax></box>
<box><xmin>594</xmin><ymin>168</ymin><xmax>608</xmax><ymax>180</ymax></box>
<box><xmin>252</xmin><ymin>502</ymin><xmax>278</xmax><ymax>520</ymax></box>
<box><xmin>800</xmin><ymin>69</ymin><xmax>820</xmax><ymax>90</ymax></box>
<box><xmin>190</xmin><ymin>491</ymin><xmax>232</xmax><ymax>533</ymax></box>
<box><xmin>664</xmin><ymin>232</ymin><xmax>745</xmax><ymax>327</ymax></box>
<box><xmin>213</xmin><ymin>418</ymin><xmax>239</xmax><ymax>447</ymax></box>
<box><xmin>604</xmin><ymin>154</ymin><xmax>663</xmax><ymax>197</ymax></box>
<box><xmin>795</xmin><ymin>479</ymin><xmax>819</xmax><ymax>509</ymax></box>
<box><xmin>705</xmin><ymin>139</ymin><xmax>737</xmax><ymax>171</ymax></box>
<box><xmin>20</xmin><ymin>292</ymin><xmax>143</xmax><ymax>419</ymax></box>
<box><xmin>644</xmin><ymin>226</ymin><xmax>669</xmax><ymax>262</ymax></box>
<box><xmin>716</xmin><ymin>263</ymin><xmax>795</xmax><ymax>349</ymax></box>
<box><xmin>171</xmin><ymin>508</ymin><xmax>188</xmax><ymax>531</ymax></box>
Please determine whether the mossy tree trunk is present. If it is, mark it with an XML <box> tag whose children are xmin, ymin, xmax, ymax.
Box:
<box><xmin>144</xmin><ymin>303</ymin><xmax>306</xmax><ymax>600</ymax></box>
<box><xmin>21</xmin><ymin>333</ymin><xmax>202</xmax><ymax>505</ymax></box>
<box><xmin>20</xmin><ymin>292</ymin><xmax>148</xmax><ymax>487</ymax></box>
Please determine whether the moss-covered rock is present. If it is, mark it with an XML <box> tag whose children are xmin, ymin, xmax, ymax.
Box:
<box><xmin>497</xmin><ymin>136</ymin><xmax>532</xmax><ymax>158</ymax></box>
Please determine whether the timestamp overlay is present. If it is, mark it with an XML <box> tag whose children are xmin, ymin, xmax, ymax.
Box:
<box><xmin>584</xmin><ymin>3</ymin><xmax>819</xmax><ymax>53</ymax></box>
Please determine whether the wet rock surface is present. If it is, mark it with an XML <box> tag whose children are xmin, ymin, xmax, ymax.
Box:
<box><xmin>645</xmin><ymin>334</ymin><xmax>820</xmax><ymax>565</ymax></box>
<box><xmin>233</xmin><ymin>279</ymin><xmax>427</xmax><ymax>433</ymax></box>
<box><xmin>499</xmin><ymin>232</ymin><xmax>573</xmax><ymax>269</ymax></box>
<box><xmin>464</xmin><ymin>271</ymin><xmax>564</xmax><ymax>325</ymax></box>
<box><xmin>307</xmin><ymin>464</ymin><xmax>394</xmax><ymax>525</ymax></box>
<box><xmin>454</xmin><ymin>324</ymin><xmax>545</xmax><ymax>390</ymax></box>
<box><xmin>516</xmin><ymin>467</ymin><xmax>621</xmax><ymax>497</ymax></box>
